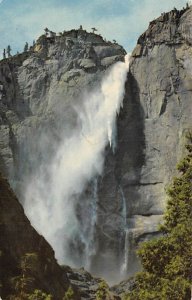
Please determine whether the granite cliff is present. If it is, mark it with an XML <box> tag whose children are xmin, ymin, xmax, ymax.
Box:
<box><xmin>0</xmin><ymin>5</ymin><xmax>192</xmax><ymax>289</ymax></box>
<box><xmin>0</xmin><ymin>28</ymin><xmax>125</xmax><ymax>184</ymax></box>
<box><xmin>93</xmin><ymin>5</ymin><xmax>192</xmax><ymax>279</ymax></box>
<box><xmin>0</xmin><ymin>27</ymin><xmax>128</xmax><ymax>283</ymax></box>
<box><xmin>74</xmin><ymin>6</ymin><xmax>192</xmax><ymax>280</ymax></box>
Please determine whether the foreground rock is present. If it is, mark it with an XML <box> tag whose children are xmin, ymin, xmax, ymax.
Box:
<box><xmin>65</xmin><ymin>266</ymin><xmax>120</xmax><ymax>299</ymax></box>
<box><xmin>0</xmin><ymin>173</ymin><xmax>80</xmax><ymax>299</ymax></box>
<box><xmin>0</xmin><ymin>173</ymin><xmax>122</xmax><ymax>299</ymax></box>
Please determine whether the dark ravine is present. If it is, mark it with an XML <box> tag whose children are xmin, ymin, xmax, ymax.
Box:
<box><xmin>0</xmin><ymin>4</ymin><xmax>192</xmax><ymax>298</ymax></box>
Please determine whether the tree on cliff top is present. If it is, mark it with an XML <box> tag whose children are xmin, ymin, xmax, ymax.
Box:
<box><xmin>6</xmin><ymin>45</ymin><xmax>11</xmax><ymax>57</ymax></box>
<box><xmin>24</xmin><ymin>42</ymin><xmax>29</xmax><ymax>52</ymax></box>
<box><xmin>124</xmin><ymin>132</ymin><xmax>192</xmax><ymax>300</ymax></box>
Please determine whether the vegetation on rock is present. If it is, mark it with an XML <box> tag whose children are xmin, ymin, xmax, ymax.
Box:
<box><xmin>63</xmin><ymin>286</ymin><xmax>74</xmax><ymax>300</ymax></box>
<box><xmin>9</xmin><ymin>253</ymin><xmax>53</xmax><ymax>300</ymax></box>
<box><xmin>96</xmin><ymin>280</ymin><xmax>110</xmax><ymax>300</ymax></box>
<box><xmin>124</xmin><ymin>133</ymin><xmax>192</xmax><ymax>300</ymax></box>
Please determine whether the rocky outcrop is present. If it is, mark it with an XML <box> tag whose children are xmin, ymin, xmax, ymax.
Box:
<box><xmin>0</xmin><ymin>29</ymin><xmax>125</xmax><ymax>185</ymax></box>
<box><xmin>65</xmin><ymin>266</ymin><xmax>120</xmax><ymax>300</ymax></box>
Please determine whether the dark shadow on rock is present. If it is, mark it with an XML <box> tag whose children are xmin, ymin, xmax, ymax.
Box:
<box><xmin>116</xmin><ymin>70</ymin><xmax>146</xmax><ymax>215</ymax></box>
<box><xmin>0</xmin><ymin>59</ymin><xmax>32</xmax><ymax>120</ymax></box>
<box><xmin>90</xmin><ymin>70</ymin><xmax>146</xmax><ymax>281</ymax></box>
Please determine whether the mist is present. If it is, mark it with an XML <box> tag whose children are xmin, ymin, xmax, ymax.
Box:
<box><xmin>24</xmin><ymin>55</ymin><xmax>130</xmax><ymax>269</ymax></box>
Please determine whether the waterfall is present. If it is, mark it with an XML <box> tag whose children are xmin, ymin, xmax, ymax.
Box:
<box><xmin>120</xmin><ymin>186</ymin><xmax>127</xmax><ymax>228</ymax></box>
<box><xmin>84</xmin><ymin>178</ymin><xmax>98</xmax><ymax>270</ymax></box>
<box><xmin>70</xmin><ymin>178</ymin><xmax>98</xmax><ymax>270</ymax></box>
<box><xmin>121</xmin><ymin>229</ymin><xmax>130</xmax><ymax>274</ymax></box>
<box><xmin>120</xmin><ymin>186</ymin><xmax>129</xmax><ymax>275</ymax></box>
<box><xmin>109</xmin><ymin>120</ymin><xmax>118</xmax><ymax>154</ymax></box>
<box><xmin>24</xmin><ymin>55</ymin><xmax>130</xmax><ymax>268</ymax></box>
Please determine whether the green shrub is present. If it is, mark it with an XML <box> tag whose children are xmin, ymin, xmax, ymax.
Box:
<box><xmin>96</xmin><ymin>280</ymin><xmax>110</xmax><ymax>300</ymax></box>
<box><xmin>28</xmin><ymin>289</ymin><xmax>53</xmax><ymax>300</ymax></box>
<box><xmin>63</xmin><ymin>286</ymin><xmax>74</xmax><ymax>300</ymax></box>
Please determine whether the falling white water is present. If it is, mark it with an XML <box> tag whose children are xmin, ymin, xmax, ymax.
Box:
<box><xmin>84</xmin><ymin>178</ymin><xmax>98</xmax><ymax>270</ymax></box>
<box><xmin>24</xmin><ymin>55</ymin><xmax>130</xmax><ymax>266</ymax></box>
<box><xmin>121</xmin><ymin>229</ymin><xmax>130</xmax><ymax>274</ymax></box>
<box><xmin>120</xmin><ymin>186</ymin><xmax>127</xmax><ymax>228</ymax></box>
<box><xmin>120</xmin><ymin>186</ymin><xmax>129</xmax><ymax>275</ymax></box>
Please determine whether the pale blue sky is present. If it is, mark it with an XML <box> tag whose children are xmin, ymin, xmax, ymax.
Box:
<box><xmin>0</xmin><ymin>0</ymin><xmax>189</xmax><ymax>55</ymax></box>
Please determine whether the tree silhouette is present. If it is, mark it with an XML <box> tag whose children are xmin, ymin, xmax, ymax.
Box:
<box><xmin>6</xmin><ymin>45</ymin><xmax>11</xmax><ymax>57</ymax></box>
<box><xmin>44</xmin><ymin>28</ymin><xmax>49</xmax><ymax>36</ymax></box>
<box><xmin>24</xmin><ymin>42</ymin><xmax>28</xmax><ymax>52</ymax></box>
<box><xmin>3</xmin><ymin>49</ymin><xmax>6</xmax><ymax>59</ymax></box>
<box><xmin>91</xmin><ymin>27</ymin><xmax>97</xmax><ymax>33</ymax></box>
<box><xmin>10</xmin><ymin>253</ymin><xmax>41</xmax><ymax>299</ymax></box>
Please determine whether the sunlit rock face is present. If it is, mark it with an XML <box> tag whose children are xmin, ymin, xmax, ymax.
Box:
<box><xmin>95</xmin><ymin>5</ymin><xmax>192</xmax><ymax>279</ymax></box>
<box><xmin>0</xmin><ymin>5</ymin><xmax>192</xmax><ymax>285</ymax></box>
<box><xmin>0</xmin><ymin>29</ymin><xmax>125</xmax><ymax>182</ymax></box>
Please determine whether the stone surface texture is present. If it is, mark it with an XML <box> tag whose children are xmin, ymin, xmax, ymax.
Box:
<box><xmin>94</xmin><ymin>5</ymin><xmax>192</xmax><ymax>278</ymax></box>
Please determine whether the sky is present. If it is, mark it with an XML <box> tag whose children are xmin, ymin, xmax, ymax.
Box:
<box><xmin>0</xmin><ymin>0</ymin><xmax>190</xmax><ymax>56</ymax></box>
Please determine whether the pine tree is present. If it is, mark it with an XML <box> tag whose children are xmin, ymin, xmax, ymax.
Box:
<box><xmin>91</xmin><ymin>27</ymin><xmax>97</xmax><ymax>33</ymax></box>
<box><xmin>6</xmin><ymin>45</ymin><xmax>11</xmax><ymax>57</ymax></box>
<box><xmin>3</xmin><ymin>49</ymin><xmax>6</xmax><ymax>59</ymax></box>
<box><xmin>24</xmin><ymin>42</ymin><xmax>28</xmax><ymax>52</ymax></box>
<box><xmin>10</xmin><ymin>253</ymin><xmax>53</xmax><ymax>299</ymax></box>
<box><xmin>44</xmin><ymin>28</ymin><xmax>49</xmax><ymax>36</ymax></box>
<box><xmin>124</xmin><ymin>132</ymin><xmax>192</xmax><ymax>300</ymax></box>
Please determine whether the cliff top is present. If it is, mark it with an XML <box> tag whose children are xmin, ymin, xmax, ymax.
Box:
<box><xmin>0</xmin><ymin>27</ymin><xmax>126</xmax><ymax>67</ymax></box>
<box><xmin>132</xmin><ymin>4</ymin><xmax>192</xmax><ymax>57</ymax></box>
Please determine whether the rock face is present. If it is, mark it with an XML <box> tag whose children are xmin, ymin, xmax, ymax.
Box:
<box><xmin>0</xmin><ymin>173</ymin><xmax>79</xmax><ymax>299</ymax></box>
<box><xmin>65</xmin><ymin>266</ymin><xmax>120</xmax><ymax>300</ymax></box>
<box><xmin>0</xmin><ymin>29</ymin><xmax>125</xmax><ymax>186</ymax></box>
<box><xmin>94</xmin><ymin>5</ymin><xmax>192</xmax><ymax>279</ymax></box>
<box><xmin>0</xmin><ymin>7</ymin><xmax>192</xmax><ymax>285</ymax></box>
